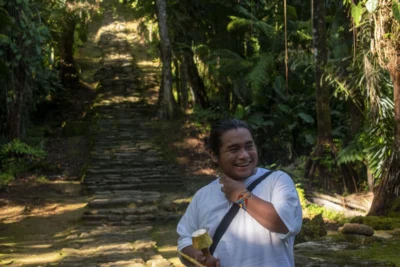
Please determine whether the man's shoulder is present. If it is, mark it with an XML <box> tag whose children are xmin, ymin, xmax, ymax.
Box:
<box><xmin>257</xmin><ymin>168</ymin><xmax>294</xmax><ymax>185</ymax></box>
<box><xmin>192</xmin><ymin>177</ymin><xmax>219</xmax><ymax>197</ymax></box>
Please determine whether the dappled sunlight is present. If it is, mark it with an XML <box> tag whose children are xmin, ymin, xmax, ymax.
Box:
<box><xmin>1</xmin><ymin>251</ymin><xmax>63</xmax><ymax>265</ymax></box>
<box><xmin>96</xmin><ymin>95</ymin><xmax>142</xmax><ymax>107</ymax></box>
<box><xmin>1</xmin><ymin>202</ymin><xmax>87</xmax><ymax>224</ymax></box>
<box><xmin>94</xmin><ymin>21</ymin><xmax>127</xmax><ymax>43</ymax></box>
<box><xmin>137</xmin><ymin>60</ymin><xmax>160</xmax><ymax>68</ymax></box>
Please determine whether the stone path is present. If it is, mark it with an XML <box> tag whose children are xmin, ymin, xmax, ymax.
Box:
<box><xmin>56</xmin><ymin>7</ymin><xmax>188</xmax><ymax>267</ymax></box>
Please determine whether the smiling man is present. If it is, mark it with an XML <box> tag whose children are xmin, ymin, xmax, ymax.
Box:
<box><xmin>177</xmin><ymin>118</ymin><xmax>302</xmax><ymax>267</ymax></box>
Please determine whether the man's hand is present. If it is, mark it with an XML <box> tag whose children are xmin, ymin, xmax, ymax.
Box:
<box><xmin>182</xmin><ymin>246</ymin><xmax>220</xmax><ymax>267</ymax></box>
<box><xmin>219</xmin><ymin>174</ymin><xmax>247</xmax><ymax>203</ymax></box>
<box><xmin>193</xmin><ymin>250</ymin><xmax>220</xmax><ymax>267</ymax></box>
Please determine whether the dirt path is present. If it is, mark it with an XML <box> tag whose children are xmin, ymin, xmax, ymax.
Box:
<box><xmin>0</xmin><ymin>2</ymin><xmax>215</xmax><ymax>266</ymax></box>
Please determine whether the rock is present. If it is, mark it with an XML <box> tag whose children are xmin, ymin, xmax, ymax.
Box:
<box><xmin>338</xmin><ymin>223</ymin><xmax>374</xmax><ymax>236</ymax></box>
<box><xmin>294</xmin><ymin>235</ymin><xmax>396</xmax><ymax>266</ymax></box>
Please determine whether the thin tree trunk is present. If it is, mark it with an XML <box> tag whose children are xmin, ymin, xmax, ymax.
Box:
<box><xmin>155</xmin><ymin>0</ymin><xmax>176</xmax><ymax>118</ymax></box>
<box><xmin>394</xmin><ymin>62</ymin><xmax>400</xmax><ymax>144</ymax></box>
<box><xmin>183</xmin><ymin>48</ymin><xmax>209</xmax><ymax>108</ymax></box>
<box><xmin>174</xmin><ymin>59</ymin><xmax>181</xmax><ymax>107</ymax></box>
<box><xmin>180</xmin><ymin>59</ymin><xmax>189</xmax><ymax>110</ymax></box>
<box><xmin>7</xmin><ymin>72</ymin><xmax>25</xmax><ymax>140</ymax></box>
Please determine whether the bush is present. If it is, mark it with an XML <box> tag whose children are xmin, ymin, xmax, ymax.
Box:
<box><xmin>0</xmin><ymin>139</ymin><xmax>47</xmax><ymax>186</ymax></box>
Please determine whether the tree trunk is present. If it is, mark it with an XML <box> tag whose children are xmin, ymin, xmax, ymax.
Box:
<box><xmin>368</xmin><ymin>59</ymin><xmax>400</xmax><ymax>215</ymax></box>
<box><xmin>306</xmin><ymin>0</ymin><xmax>333</xmax><ymax>189</ymax></box>
<box><xmin>155</xmin><ymin>0</ymin><xmax>176</xmax><ymax>118</ymax></box>
<box><xmin>183</xmin><ymin>48</ymin><xmax>209</xmax><ymax>108</ymax></box>
<box><xmin>60</xmin><ymin>16</ymin><xmax>78</xmax><ymax>85</ymax></box>
<box><xmin>313</xmin><ymin>0</ymin><xmax>331</xmax><ymax>145</ymax></box>
<box><xmin>393</xmin><ymin>61</ymin><xmax>400</xmax><ymax>144</ymax></box>
<box><xmin>305</xmin><ymin>0</ymin><xmax>357</xmax><ymax>193</ymax></box>
<box><xmin>180</xmin><ymin>59</ymin><xmax>189</xmax><ymax>110</ymax></box>
<box><xmin>174</xmin><ymin>59</ymin><xmax>181</xmax><ymax>107</ymax></box>
<box><xmin>367</xmin><ymin>168</ymin><xmax>374</xmax><ymax>192</ymax></box>
<box><xmin>7</xmin><ymin>71</ymin><xmax>25</xmax><ymax>140</ymax></box>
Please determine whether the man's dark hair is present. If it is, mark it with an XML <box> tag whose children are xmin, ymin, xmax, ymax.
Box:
<box><xmin>207</xmin><ymin>118</ymin><xmax>252</xmax><ymax>156</ymax></box>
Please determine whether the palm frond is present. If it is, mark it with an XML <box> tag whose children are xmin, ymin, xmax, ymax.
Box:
<box><xmin>227</xmin><ymin>16</ymin><xmax>252</xmax><ymax>32</ymax></box>
<box><xmin>235</xmin><ymin>5</ymin><xmax>258</xmax><ymax>21</ymax></box>
<box><xmin>246</xmin><ymin>53</ymin><xmax>273</xmax><ymax>92</ymax></box>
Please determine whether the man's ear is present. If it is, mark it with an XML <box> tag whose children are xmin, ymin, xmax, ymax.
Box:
<box><xmin>210</xmin><ymin>150</ymin><xmax>218</xmax><ymax>163</ymax></box>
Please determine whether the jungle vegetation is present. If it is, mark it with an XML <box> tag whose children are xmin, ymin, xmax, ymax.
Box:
<box><xmin>0</xmin><ymin>0</ymin><xmax>399</xmax><ymax>216</ymax></box>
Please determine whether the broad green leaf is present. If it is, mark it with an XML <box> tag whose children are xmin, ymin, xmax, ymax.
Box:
<box><xmin>277</xmin><ymin>104</ymin><xmax>291</xmax><ymax>114</ymax></box>
<box><xmin>298</xmin><ymin>112</ymin><xmax>315</xmax><ymax>124</ymax></box>
<box><xmin>235</xmin><ymin>104</ymin><xmax>245</xmax><ymax>119</ymax></box>
<box><xmin>393</xmin><ymin>0</ymin><xmax>400</xmax><ymax>23</ymax></box>
<box><xmin>366</xmin><ymin>0</ymin><xmax>378</xmax><ymax>13</ymax></box>
<box><xmin>351</xmin><ymin>3</ymin><xmax>363</xmax><ymax>27</ymax></box>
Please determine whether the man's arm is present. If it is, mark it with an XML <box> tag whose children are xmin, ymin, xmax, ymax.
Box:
<box><xmin>245</xmin><ymin>194</ymin><xmax>288</xmax><ymax>234</ymax></box>
<box><xmin>220</xmin><ymin>173</ymin><xmax>299</xmax><ymax>235</ymax></box>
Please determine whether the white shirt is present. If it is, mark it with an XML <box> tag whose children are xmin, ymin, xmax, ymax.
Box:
<box><xmin>177</xmin><ymin>168</ymin><xmax>302</xmax><ymax>267</ymax></box>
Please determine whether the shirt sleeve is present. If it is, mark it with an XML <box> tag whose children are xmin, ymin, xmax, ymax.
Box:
<box><xmin>270</xmin><ymin>171</ymin><xmax>302</xmax><ymax>239</ymax></box>
<box><xmin>177</xmin><ymin>193</ymin><xmax>199</xmax><ymax>251</ymax></box>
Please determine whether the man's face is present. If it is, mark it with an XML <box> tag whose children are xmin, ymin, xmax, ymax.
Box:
<box><xmin>214</xmin><ymin>128</ymin><xmax>258</xmax><ymax>181</ymax></box>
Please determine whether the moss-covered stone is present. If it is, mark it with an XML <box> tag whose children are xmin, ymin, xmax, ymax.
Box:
<box><xmin>295</xmin><ymin>232</ymin><xmax>400</xmax><ymax>266</ymax></box>
<box><xmin>350</xmin><ymin>216</ymin><xmax>400</xmax><ymax>230</ymax></box>
<box><xmin>296</xmin><ymin>213</ymin><xmax>327</xmax><ymax>244</ymax></box>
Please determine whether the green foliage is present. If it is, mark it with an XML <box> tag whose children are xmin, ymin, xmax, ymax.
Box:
<box><xmin>351</xmin><ymin>2</ymin><xmax>364</xmax><ymax>27</ymax></box>
<box><xmin>0</xmin><ymin>0</ymin><xmax>63</xmax><ymax>137</ymax></box>
<box><xmin>0</xmin><ymin>139</ymin><xmax>46</xmax><ymax>186</ymax></box>
<box><xmin>191</xmin><ymin>104</ymin><xmax>227</xmax><ymax>126</ymax></box>
<box><xmin>0</xmin><ymin>139</ymin><xmax>46</xmax><ymax>160</ymax></box>
<box><xmin>392</xmin><ymin>0</ymin><xmax>400</xmax><ymax>23</ymax></box>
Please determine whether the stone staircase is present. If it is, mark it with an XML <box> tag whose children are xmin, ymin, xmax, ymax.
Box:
<box><xmin>54</xmin><ymin>7</ymin><xmax>188</xmax><ymax>267</ymax></box>
<box><xmin>81</xmin><ymin>10</ymin><xmax>186</xmax><ymax>228</ymax></box>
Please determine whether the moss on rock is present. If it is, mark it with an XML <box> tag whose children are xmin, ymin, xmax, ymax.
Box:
<box><xmin>296</xmin><ymin>213</ymin><xmax>327</xmax><ymax>244</ymax></box>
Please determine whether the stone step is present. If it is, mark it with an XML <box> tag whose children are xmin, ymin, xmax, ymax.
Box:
<box><xmin>86</xmin><ymin>168</ymin><xmax>176</xmax><ymax>175</ymax></box>
<box><xmin>82</xmin><ymin>212</ymin><xmax>182</xmax><ymax>225</ymax></box>
<box><xmin>84</xmin><ymin>171</ymin><xmax>179</xmax><ymax>179</ymax></box>
<box><xmin>84</xmin><ymin>174</ymin><xmax>181</xmax><ymax>180</ymax></box>
<box><xmin>85</xmin><ymin>205</ymin><xmax>159</xmax><ymax>216</ymax></box>
<box><xmin>86</xmin><ymin>182</ymin><xmax>183</xmax><ymax>192</ymax></box>
<box><xmin>83</xmin><ymin>176</ymin><xmax>182</xmax><ymax>184</ymax></box>
<box><xmin>88</xmin><ymin>195</ymin><xmax>160</xmax><ymax>209</ymax></box>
